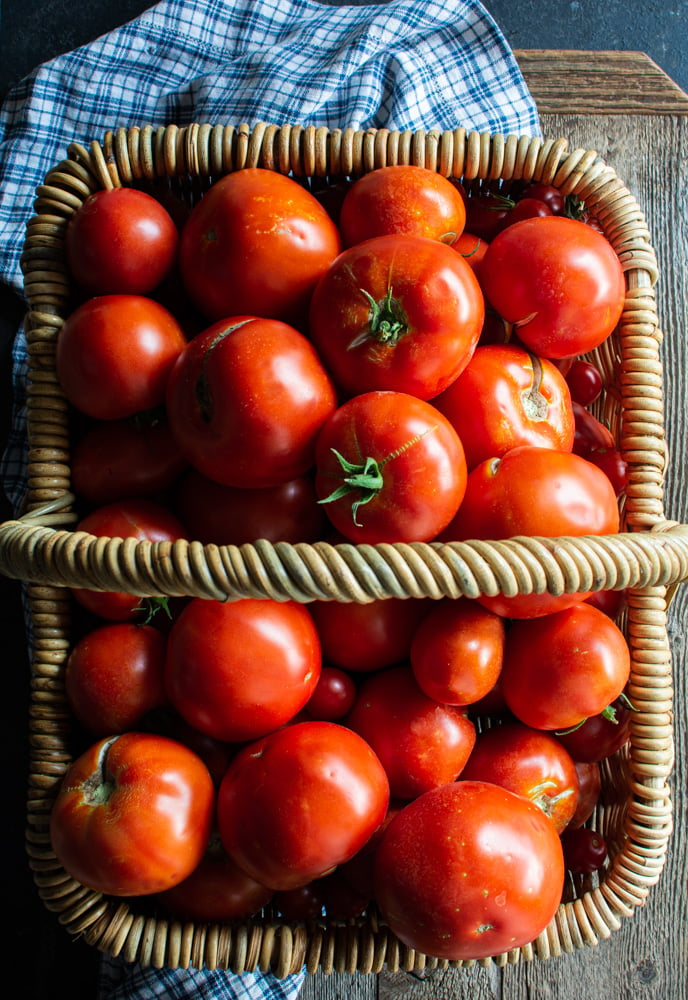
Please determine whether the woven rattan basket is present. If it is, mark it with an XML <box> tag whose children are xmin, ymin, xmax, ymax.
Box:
<box><xmin>2</xmin><ymin>123</ymin><xmax>688</xmax><ymax>976</ymax></box>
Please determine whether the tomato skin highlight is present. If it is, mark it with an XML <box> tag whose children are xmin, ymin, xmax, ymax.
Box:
<box><xmin>49</xmin><ymin>732</ymin><xmax>215</xmax><ymax>897</ymax></box>
<box><xmin>374</xmin><ymin>780</ymin><xmax>565</xmax><ymax>960</ymax></box>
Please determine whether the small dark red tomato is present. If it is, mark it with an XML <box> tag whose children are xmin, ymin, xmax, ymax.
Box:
<box><xmin>585</xmin><ymin>447</ymin><xmax>629</xmax><ymax>497</ymax></box>
<box><xmin>309</xmin><ymin>597</ymin><xmax>430</xmax><ymax>673</ymax></box>
<box><xmin>460</xmin><ymin>720</ymin><xmax>580</xmax><ymax>833</ymax></box>
<box><xmin>519</xmin><ymin>182</ymin><xmax>566</xmax><ymax>215</ymax></box>
<box><xmin>565</xmin><ymin>359</ymin><xmax>604</xmax><ymax>406</ymax></box>
<box><xmin>305</xmin><ymin>666</ymin><xmax>357</xmax><ymax>721</ymax></box>
<box><xmin>65</xmin><ymin>623</ymin><xmax>167</xmax><ymax>736</ymax></box>
<box><xmin>572</xmin><ymin>401</ymin><xmax>616</xmax><ymax>454</ymax></box>
<box><xmin>273</xmin><ymin>883</ymin><xmax>325</xmax><ymax>921</ymax></box>
<box><xmin>56</xmin><ymin>295</ymin><xmax>187</xmax><ymax>421</ymax></box>
<box><xmin>560</xmin><ymin>827</ymin><xmax>608</xmax><ymax>874</ymax></box>
<box><xmin>568</xmin><ymin>761</ymin><xmax>602</xmax><ymax>829</ymax></box>
<box><xmin>65</xmin><ymin>187</ymin><xmax>178</xmax><ymax>295</ymax></box>
<box><xmin>585</xmin><ymin>588</ymin><xmax>627</xmax><ymax>619</ymax></box>
<box><xmin>464</xmin><ymin>192</ymin><xmax>513</xmax><ymax>241</ymax></box>
<box><xmin>345</xmin><ymin>665</ymin><xmax>476</xmax><ymax>800</ymax></box>
<box><xmin>503</xmin><ymin>197</ymin><xmax>553</xmax><ymax>227</ymax></box>
<box><xmin>554</xmin><ymin>696</ymin><xmax>632</xmax><ymax>763</ymax></box>
<box><xmin>409</xmin><ymin>598</ymin><xmax>505</xmax><ymax>706</ymax></box>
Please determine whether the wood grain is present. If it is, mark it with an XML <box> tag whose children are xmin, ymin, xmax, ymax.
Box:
<box><xmin>299</xmin><ymin>111</ymin><xmax>688</xmax><ymax>1000</ymax></box>
<box><xmin>514</xmin><ymin>51</ymin><xmax>688</xmax><ymax>114</ymax></box>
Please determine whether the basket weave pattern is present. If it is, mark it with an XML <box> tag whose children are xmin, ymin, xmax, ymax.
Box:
<box><xmin>3</xmin><ymin>124</ymin><xmax>687</xmax><ymax>974</ymax></box>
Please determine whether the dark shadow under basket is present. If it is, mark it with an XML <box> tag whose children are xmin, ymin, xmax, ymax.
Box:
<box><xmin>2</xmin><ymin>124</ymin><xmax>687</xmax><ymax>975</ymax></box>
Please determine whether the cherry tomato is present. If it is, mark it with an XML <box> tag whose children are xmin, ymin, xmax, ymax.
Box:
<box><xmin>584</xmin><ymin>447</ymin><xmax>629</xmax><ymax>497</ymax></box>
<box><xmin>56</xmin><ymin>295</ymin><xmax>187</xmax><ymax>421</ymax></box>
<box><xmin>464</xmin><ymin>191</ymin><xmax>513</xmax><ymax>241</ymax></box>
<box><xmin>172</xmin><ymin>467</ymin><xmax>325</xmax><ymax>545</ymax></box>
<box><xmin>164</xmin><ymin>597</ymin><xmax>321</xmax><ymax>743</ymax></box>
<box><xmin>374</xmin><ymin>780</ymin><xmax>565</xmax><ymax>960</ymax></box>
<box><xmin>315</xmin><ymin>391</ymin><xmax>467</xmax><ymax>544</ymax></box>
<box><xmin>503</xmin><ymin>197</ymin><xmax>553</xmax><ymax>227</ymax></box>
<box><xmin>460</xmin><ymin>720</ymin><xmax>580</xmax><ymax>833</ymax></box>
<box><xmin>165</xmin><ymin>316</ymin><xmax>337</xmax><ymax>489</ymax></box>
<box><xmin>345</xmin><ymin>665</ymin><xmax>476</xmax><ymax>799</ymax></box>
<box><xmin>409</xmin><ymin>597</ymin><xmax>505</xmax><ymax>705</ymax></box>
<box><xmin>500</xmin><ymin>604</ymin><xmax>631</xmax><ymax>731</ymax></box>
<box><xmin>479</xmin><ymin>216</ymin><xmax>626</xmax><ymax>358</ymax></box>
<box><xmin>572</xmin><ymin>401</ymin><xmax>616</xmax><ymax>454</ymax></box>
<box><xmin>71</xmin><ymin>413</ymin><xmax>188</xmax><ymax>506</ymax></box>
<box><xmin>585</xmin><ymin>588</ymin><xmax>627</xmax><ymax>619</ymax></box>
<box><xmin>71</xmin><ymin>499</ymin><xmax>187</xmax><ymax>622</ymax></box>
<box><xmin>155</xmin><ymin>836</ymin><xmax>274</xmax><ymax>922</ymax></box>
<box><xmin>338</xmin><ymin>165</ymin><xmax>466</xmax><ymax>246</ymax></box>
<box><xmin>451</xmin><ymin>231</ymin><xmax>489</xmax><ymax>276</ymax></box>
<box><xmin>65</xmin><ymin>187</ymin><xmax>178</xmax><ymax>295</ymax></box>
<box><xmin>568</xmin><ymin>761</ymin><xmax>602</xmax><ymax>829</ymax></box>
<box><xmin>560</xmin><ymin>827</ymin><xmax>608</xmax><ymax>874</ymax></box>
<box><xmin>519</xmin><ymin>182</ymin><xmax>566</xmax><ymax>215</ymax></box>
<box><xmin>554</xmin><ymin>695</ymin><xmax>632</xmax><ymax>762</ymax></box>
<box><xmin>49</xmin><ymin>732</ymin><xmax>215</xmax><ymax>896</ymax></box>
<box><xmin>308</xmin><ymin>234</ymin><xmax>484</xmax><ymax>400</ymax></box>
<box><xmin>217</xmin><ymin>720</ymin><xmax>390</xmax><ymax>890</ymax></box>
<box><xmin>304</xmin><ymin>666</ymin><xmax>357</xmax><ymax>721</ymax></box>
<box><xmin>441</xmin><ymin>445</ymin><xmax>621</xmax><ymax>618</ymax></box>
<box><xmin>434</xmin><ymin>343</ymin><xmax>575</xmax><ymax>469</ymax></box>
<box><xmin>308</xmin><ymin>597</ymin><xmax>430</xmax><ymax>673</ymax></box>
<box><xmin>565</xmin><ymin>359</ymin><xmax>604</xmax><ymax>406</ymax></box>
<box><xmin>65</xmin><ymin>622</ymin><xmax>167</xmax><ymax>736</ymax></box>
<box><xmin>178</xmin><ymin>168</ymin><xmax>341</xmax><ymax>326</ymax></box>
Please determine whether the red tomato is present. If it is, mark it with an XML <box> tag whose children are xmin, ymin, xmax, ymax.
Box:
<box><xmin>65</xmin><ymin>623</ymin><xmax>167</xmax><ymax>736</ymax></box>
<box><xmin>464</xmin><ymin>191</ymin><xmax>513</xmax><ymax>241</ymax></box>
<box><xmin>441</xmin><ymin>445</ymin><xmax>621</xmax><ymax>618</ymax></box>
<box><xmin>374</xmin><ymin>780</ymin><xmax>565</xmax><ymax>959</ymax></box>
<box><xmin>518</xmin><ymin>182</ymin><xmax>566</xmax><ymax>216</ymax></box>
<box><xmin>49</xmin><ymin>732</ymin><xmax>215</xmax><ymax>896</ymax></box>
<box><xmin>572</xmin><ymin>400</ymin><xmax>616</xmax><ymax>454</ymax></box>
<box><xmin>451</xmin><ymin>231</ymin><xmax>489</xmax><ymax>276</ymax></box>
<box><xmin>338</xmin><ymin>165</ymin><xmax>467</xmax><ymax>246</ymax></box>
<box><xmin>565</xmin><ymin>359</ymin><xmax>604</xmax><ymax>406</ymax></box>
<box><xmin>460</xmin><ymin>721</ymin><xmax>580</xmax><ymax>833</ymax></box>
<box><xmin>554</xmin><ymin>695</ymin><xmax>632</xmax><ymax>762</ymax></box>
<box><xmin>164</xmin><ymin>597</ymin><xmax>321</xmax><ymax>743</ymax></box>
<box><xmin>155</xmin><ymin>837</ymin><xmax>273</xmax><ymax>922</ymax></box>
<box><xmin>500</xmin><ymin>604</ymin><xmax>631</xmax><ymax>731</ymax></box>
<box><xmin>71</xmin><ymin>499</ymin><xmax>187</xmax><ymax>621</ymax></box>
<box><xmin>560</xmin><ymin>828</ymin><xmax>608</xmax><ymax>874</ymax></box>
<box><xmin>434</xmin><ymin>344</ymin><xmax>575</xmax><ymax>469</ymax></box>
<box><xmin>409</xmin><ymin>597</ymin><xmax>505</xmax><ymax>705</ymax></box>
<box><xmin>568</xmin><ymin>761</ymin><xmax>602</xmax><ymax>829</ymax></box>
<box><xmin>216</xmin><ymin>720</ymin><xmax>390</xmax><ymax>890</ymax></box>
<box><xmin>503</xmin><ymin>197</ymin><xmax>553</xmax><ymax>227</ymax></box>
<box><xmin>71</xmin><ymin>413</ymin><xmax>188</xmax><ymax>505</ymax></box>
<box><xmin>56</xmin><ymin>295</ymin><xmax>187</xmax><ymax>421</ymax></box>
<box><xmin>304</xmin><ymin>666</ymin><xmax>357</xmax><ymax>721</ymax></box>
<box><xmin>165</xmin><ymin>315</ymin><xmax>337</xmax><ymax>489</ymax></box>
<box><xmin>171</xmin><ymin>467</ymin><xmax>325</xmax><ymax>545</ymax></box>
<box><xmin>315</xmin><ymin>391</ymin><xmax>467</xmax><ymax>544</ymax></box>
<box><xmin>308</xmin><ymin>597</ymin><xmax>431</xmax><ymax>673</ymax></box>
<box><xmin>479</xmin><ymin>216</ymin><xmax>625</xmax><ymax>358</ymax></box>
<box><xmin>65</xmin><ymin>187</ymin><xmax>178</xmax><ymax>295</ymax></box>
<box><xmin>178</xmin><ymin>168</ymin><xmax>341</xmax><ymax>326</ymax></box>
<box><xmin>345</xmin><ymin>665</ymin><xmax>476</xmax><ymax>799</ymax></box>
<box><xmin>308</xmin><ymin>234</ymin><xmax>484</xmax><ymax>400</ymax></box>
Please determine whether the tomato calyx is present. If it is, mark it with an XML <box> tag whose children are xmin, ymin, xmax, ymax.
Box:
<box><xmin>529</xmin><ymin>779</ymin><xmax>575</xmax><ymax>818</ymax></box>
<box><xmin>351</xmin><ymin>286</ymin><xmax>409</xmax><ymax>349</ymax></box>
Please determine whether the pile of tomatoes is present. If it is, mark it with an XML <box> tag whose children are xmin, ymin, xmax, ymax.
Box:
<box><xmin>47</xmin><ymin>162</ymin><xmax>633</xmax><ymax>962</ymax></box>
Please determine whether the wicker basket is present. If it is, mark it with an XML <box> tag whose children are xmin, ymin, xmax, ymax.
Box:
<box><xmin>2</xmin><ymin>123</ymin><xmax>688</xmax><ymax>976</ymax></box>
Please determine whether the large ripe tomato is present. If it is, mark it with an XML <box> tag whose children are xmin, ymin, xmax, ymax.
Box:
<box><xmin>409</xmin><ymin>597</ymin><xmax>505</xmax><ymax>706</ymax></box>
<box><xmin>433</xmin><ymin>343</ymin><xmax>575</xmax><ymax>469</ymax></box>
<box><xmin>441</xmin><ymin>445</ymin><xmax>621</xmax><ymax>617</ymax></box>
<box><xmin>178</xmin><ymin>168</ymin><xmax>342</xmax><ymax>326</ymax></box>
<box><xmin>65</xmin><ymin>187</ymin><xmax>178</xmax><ymax>295</ymax></box>
<box><xmin>56</xmin><ymin>295</ymin><xmax>187</xmax><ymax>421</ymax></box>
<box><xmin>49</xmin><ymin>732</ymin><xmax>215</xmax><ymax>896</ymax></box>
<box><xmin>165</xmin><ymin>315</ymin><xmax>337</xmax><ymax>489</ymax></box>
<box><xmin>479</xmin><ymin>216</ymin><xmax>625</xmax><ymax>358</ymax></box>
<box><xmin>345</xmin><ymin>665</ymin><xmax>476</xmax><ymax>799</ymax></box>
<box><xmin>338</xmin><ymin>165</ymin><xmax>467</xmax><ymax>246</ymax></box>
<box><xmin>216</xmin><ymin>720</ymin><xmax>390</xmax><ymax>890</ymax></box>
<box><xmin>374</xmin><ymin>780</ymin><xmax>565</xmax><ymax>960</ymax></box>
<box><xmin>171</xmin><ymin>467</ymin><xmax>325</xmax><ymax>545</ymax></box>
<box><xmin>460</xmin><ymin>720</ymin><xmax>580</xmax><ymax>833</ymax></box>
<box><xmin>308</xmin><ymin>597</ymin><xmax>431</xmax><ymax>673</ymax></box>
<box><xmin>65</xmin><ymin>622</ymin><xmax>167</xmax><ymax>736</ymax></box>
<box><xmin>308</xmin><ymin>234</ymin><xmax>484</xmax><ymax>400</ymax></box>
<box><xmin>71</xmin><ymin>499</ymin><xmax>187</xmax><ymax>622</ymax></box>
<box><xmin>500</xmin><ymin>603</ymin><xmax>631</xmax><ymax>731</ymax></box>
<box><xmin>71</xmin><ymin>413</ymin><xmax>188</xmax><ymax>505</ymax></box>
<box><xmin>315</xmin><ymin>391</ymin><xmax>467</xmax><ymax>544</ymax></box>
<box><xmin>164</xmin><ymin>597</ymin><xmax>321</xmax><ymax>742</ymax></box>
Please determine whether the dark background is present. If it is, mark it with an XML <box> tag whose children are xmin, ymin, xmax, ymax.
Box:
<box><xmin>1</xmin><ymin>2</ymin><xmax>687</xmax><ymax>997</ymax></box>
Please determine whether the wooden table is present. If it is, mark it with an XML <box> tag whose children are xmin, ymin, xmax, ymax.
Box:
<box><xmin>301</xmin><ymin>51</ymin><xmax>688</xmax><ymax>1000</ymax></box>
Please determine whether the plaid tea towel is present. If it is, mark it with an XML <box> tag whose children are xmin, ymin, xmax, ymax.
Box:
<box><xmin>0</xmin><ymin>0</ymin><xmax>540</xmax><ymax>996</ymax></box>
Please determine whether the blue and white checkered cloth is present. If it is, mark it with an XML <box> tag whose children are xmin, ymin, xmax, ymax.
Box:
<box><xmin>0</xmin><ymin>1</ymin><xmax>540</xmax><ymax>996</ymax></box>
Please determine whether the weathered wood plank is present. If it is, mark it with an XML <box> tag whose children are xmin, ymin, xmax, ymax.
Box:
<box><xmin>514</xmin><ymin>51</ymin><xmax>688</xmax><ymax>114</ymax></box>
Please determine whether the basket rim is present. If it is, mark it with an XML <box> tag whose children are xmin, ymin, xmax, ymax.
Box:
<box><xmin>8</xmin><ymin>123</ymin><xmax>683</xmax><ymax>975</ymax></box>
